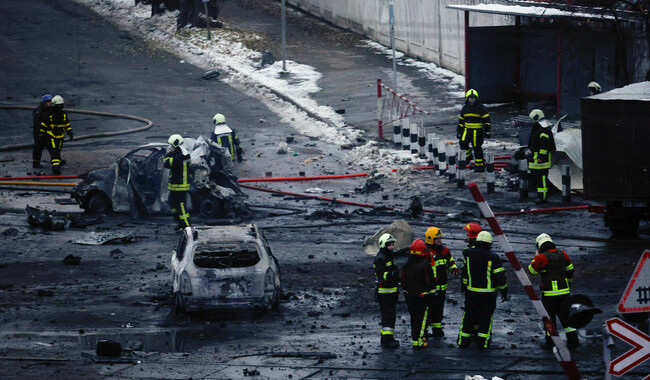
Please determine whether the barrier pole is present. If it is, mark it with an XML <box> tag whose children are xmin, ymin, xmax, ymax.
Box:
<box><xmin>468</xmin><ymin>183</ymin><xmax>581</xmax><ymax>380</ymax></box>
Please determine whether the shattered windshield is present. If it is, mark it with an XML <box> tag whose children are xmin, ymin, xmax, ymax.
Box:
<box><xmin>193</xmin><ymin>243</ymin><xmax>261</xmax><ymax>269</ymax></box>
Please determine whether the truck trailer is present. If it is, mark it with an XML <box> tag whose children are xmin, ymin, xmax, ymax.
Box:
<box><xmin>582</xmin><ymin>81</ymin><xmax>650</xmax><ymax>236</ymax></box>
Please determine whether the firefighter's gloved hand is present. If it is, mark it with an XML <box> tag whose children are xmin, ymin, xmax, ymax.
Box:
<box><xmin>500</xmin><ymin>288</ymin><xmax>509</xmax><ymax>302</ymax></box>
<box><xmin>68</xmin><ymin>131</ymin><xmax>74</xmax><ymax>140</ymax></box>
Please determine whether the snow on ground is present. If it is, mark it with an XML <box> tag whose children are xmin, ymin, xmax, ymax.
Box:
<box><xmin>71</xmin><ymin>0</ymin><xmax>359</xmax><ymax>145</ymax></box>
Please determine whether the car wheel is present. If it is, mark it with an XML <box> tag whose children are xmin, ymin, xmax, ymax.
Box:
<box><xmin>198</xmin><ymin>194</ymin><xmax>221</xmax><ymax>218</ymax></box>
<box><xmin>173</xmin><ymin>291</ymin><xmax>185</xmax><ymax>315</ymax></box>
<box><xmin>86</xmin><ymin>192</ymin><xmax>111</xmax><ymax>214</ymax></box>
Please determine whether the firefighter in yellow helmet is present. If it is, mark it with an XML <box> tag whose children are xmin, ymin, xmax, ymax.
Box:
<box><xmin>458</xmin><ymin>231</ymin><xmax>508</xmax><ymax>349</ymax></box>
<box><xmin>528</xmin><ymin>233</ymin><xmax>578</xmax><ymax>350</ymax></box>
<box><xmin>423</xmin><ymin>227</ymin><xmax>459</xmax><ymax>337</ymax></box>
<box><xmin>457</xmin><ymin>89</ymin><xmax>491</xmax><ymax>172</ymax></box>
<box><xmin>163</xmin><ymin>134</ymin><xmax>191</xmax><ymax>231</ymax></box>
<box><xmin>373</xmin><ymin>233</ymin><xmax>400</xmax><ymax>348</ymax></box>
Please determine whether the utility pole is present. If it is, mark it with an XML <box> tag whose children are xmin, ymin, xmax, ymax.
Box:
<box><xmin>281</xmin><ymin>0</ymin><xmax>287</xmax><ymax>71</ymax></box>
<box><xmin>389</xmin><ymin>0</ymin><xmax>397</xmax><ymax>93</ymax></box>
<box><xmin>203</xmin><ymin>0</ymin><xmax>210</xmax><ymax>40</ymax></box>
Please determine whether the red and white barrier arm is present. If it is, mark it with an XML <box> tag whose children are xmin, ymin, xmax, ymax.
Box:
<box><xmin>468</xmin><ymin>183</ymin><xmax>581</xmax><ymax>380</ymax></box>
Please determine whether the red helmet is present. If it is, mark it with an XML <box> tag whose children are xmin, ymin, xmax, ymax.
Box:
<box><xmin>463</xmin><ymin>222</ymin><xmax>482</xmax><ymax>239</ymax></box>
<box><xmin>410</xmin><ymin>239</ymin><xmax>427</xmax><ymax>256</ymax></box>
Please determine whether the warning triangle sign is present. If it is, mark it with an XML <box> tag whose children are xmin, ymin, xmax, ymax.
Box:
<box><xmin>619</xmin><ymin>250</ymin><xmax>650</xmax><ymax>313</ymax></box>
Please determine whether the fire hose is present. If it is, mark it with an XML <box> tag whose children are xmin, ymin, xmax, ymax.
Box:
<box><xmin>0</xmin><ymin>105</ymin><xmax>153</xmax><ymax>152</ymax></box>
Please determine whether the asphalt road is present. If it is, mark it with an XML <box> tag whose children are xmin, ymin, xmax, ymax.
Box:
<box><xmin>1</xmin><ymin>1</ymin><xmax>650</xmax><ymax>379</ymax></box>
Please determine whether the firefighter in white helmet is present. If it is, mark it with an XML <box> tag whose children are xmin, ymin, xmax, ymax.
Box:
<box><xmin>373</xmin><ymin>233</ymin><xmax>400</xmax><ymax>348</ymax></box>
<box><xmin>40</xmin><ymin>95</ymin><xmax>73</xmax><ymax>174</ymax></box>
<box><xmin>210</xmin><ymin>113</ymin><xmax>243</xmax><ymax>163</ymax></box>
<box><xmin>163</xmin><ymin>134</ymin><xmax>191</xmax><ymax>231</ymax></box>
<box><xmin>527</xmin><ymin>109</ymin><xmax>556</xmax><ymax>204</ymax></box>
<box><xmin>458</xmin><ymin>231</ymin><xmax>508</xmax><ymax>349</ymax></box>
<box><xmin>528</xmin><ymin>233</ymin><xmax>578</xmax><ymax>350</ymax></box>
<box><xmin>588</xmin><ymin>81</ymin><xmax>601</xmax><ymax>96</ymax></box>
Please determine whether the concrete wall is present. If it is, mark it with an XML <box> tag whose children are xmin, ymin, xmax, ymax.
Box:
<box><xmin>285</xmin><ymin>0</ymin><xmax>514</xmax><ymax>75</ymax></box>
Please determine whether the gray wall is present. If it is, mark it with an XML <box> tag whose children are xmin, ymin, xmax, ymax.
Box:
<box><xmin>285</xmin><ymin>0</ymin><xmax>513</xmax><ymax>75</ymax></box>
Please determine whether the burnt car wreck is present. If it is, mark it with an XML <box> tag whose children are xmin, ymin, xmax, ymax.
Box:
<box><xmin>72</xmin><ymin>136</ymin><xmax>248</xmax><ymax>218</ymax></box>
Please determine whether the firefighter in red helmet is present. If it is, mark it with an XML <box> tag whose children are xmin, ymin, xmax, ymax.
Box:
<box><xmin>463</xmin><ymin>222</ymin><xmax>482</xmax><ymax>246</ymax></box>
<box><xmin>401</xmin><ymin>239</ymin><xmax>437</xmax><ymax>350</ymax></box>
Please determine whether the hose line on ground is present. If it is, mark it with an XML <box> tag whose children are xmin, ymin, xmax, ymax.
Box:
<box><xmin>0</xmin><ymin>105</ymin><xmax>153</xmax><ymax>152</ymax></box>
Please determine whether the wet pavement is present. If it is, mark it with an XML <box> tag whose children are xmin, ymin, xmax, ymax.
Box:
<box><xmin>1</xmin><ymin>0</ymin><xmax>650</xmax><ymax>379</ymax></box>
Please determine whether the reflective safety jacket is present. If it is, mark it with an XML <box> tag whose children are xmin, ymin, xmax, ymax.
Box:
<box><xmin>374</xmin><ymin>248</ymin><xmax>399</xmax><ymax>294</ymax></box>
<box><xmin>528</xmin><ymin>122</ymin><xmax>555</xmax><ymax>170</ymax></box>
<box><xmin>211</xmin><ymin>124</ymin><xmax>242</xmax><ymax>162</ymax></box>
<box><xmin>528</xmin><ymin>248</ymin><xmax>574</xmax><ymax>296</ymax></box>
<box><xmin>401</xmin><ymin>254</ymin><xmax>436</xmax><ymax>297</ymax></box>
<box><xmin>461</xmin><ymin>245</ymin><xmax>507</xmax><ymax>293</ymax></box>
<box><xmin>457</xmin><ymin>101</ymin><xmax>490</xmax><ymax>135</ymax></box>
<box><xmin>426</xmin><ymin>244</ymin><xmax>458</xmax><ymax>291</ymax></box>
<box><xmin>163</xmin><ymin>149</ymin><xmax>191</xmax><ymax>192</ymax></box>
<box><xmin>41</xmin><ymin>108</ymin><xmax>71</xmax><ymax>139</ymax></box>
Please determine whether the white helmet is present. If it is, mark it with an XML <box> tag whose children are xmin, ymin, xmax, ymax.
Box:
<box><xmin>588</xmin><ymin>81</ymin><xmax>601</xmax><ymax>93</ymax></box>
<box><xmin>213</xmin><ymin>113</ymin><xmax>226</xmax><ymax>125</ymax></box>
<box><xmin>52</xmin><ymin>95</ymin><xmax>64</xmax><ymax>105</ymax></box>
<box><xmin>476</xmin><ymin>231</ymin><xmax>493</xmax><ymax>245</ymax></box>
<box><xmin>536</xmin><ymin>233</ymin><xmax>553</xmax><ymax>249</ymax></box>
<box><xmin>529</xmin><ymin>109</ymin><xmax>545</xmax><ymax>122</ymax></box>
<box><xmin>168</xmin><ymin>134</ymin><xmax>184</xmax><ymax>147</ymax></box>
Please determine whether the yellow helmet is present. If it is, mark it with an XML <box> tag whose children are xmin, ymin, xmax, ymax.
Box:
<box><xmin>465</xmin><ymin>89</ymin><xmax>478</xmax><ymax>99</ymax></box>
<box><xmin>425</xmin><ymin>227</ymin><xmax>444</xmax><ymax>244</ymax></box>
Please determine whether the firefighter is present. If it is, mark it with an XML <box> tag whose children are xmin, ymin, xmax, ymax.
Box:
<box><xmin>457</xmin><ymin>89</ymin><xmax>491</xmax><ymax>172</ymax></box>
<box><xmin>463</xmin><ymin>222</ymin><xmax>482</xmax><ymax>247</ymax></box>
<box><xmin>424</xmin><ymin>227</ymin><xmax>459</xmax><ymax>337</ymax></box>
<box><xmin>458</xmin><ymin>231</ymin><xmax>508</xmax><ymax>349</ymax></box>
<box><xmin>32</xmin><ymin>94</ymin><xmax>52</xmax><ymax>168</ymax></box>
<box><xmin>210</xmin><ymin>113</ymin><xmax>243</xmax><ymax>163</ymax></box>
<box><xmin>163</xmin><ymin>134</ymin><xmax>191</xmax><ymax>231</ymax></box>
<box><xmin>527</xmin><ymin>109</ymin><xmax>556</xmax><ymax>204</ymax></box>
<box><xmin>401</xmin><ymin>239</ymin><xmax>436</xmax><ymax>350</ymax></box>
<box><xmin>41</xmin><ymin>95</ymin><xmax>72</xmax><ymax>174</ymax></box>
<box><xmin>528</xmin><ymin>233</ymin><xmax>578</xmax><ymax>350</ymax></box>
<box><xmin>373</xmin><ymin>233</ymin><xmax>400</xmax><ymax>348</ymax></box>
<box><xmin>588</xmin><ymin>81</ymin><xmax>602</xmax><ymax>96</ymax></box>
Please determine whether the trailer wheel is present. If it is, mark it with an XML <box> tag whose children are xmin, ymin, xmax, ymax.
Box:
<box><xmin>609</xmin><ymin>216</ymin><xmax>639</xmax><ymax>238</ymax></box>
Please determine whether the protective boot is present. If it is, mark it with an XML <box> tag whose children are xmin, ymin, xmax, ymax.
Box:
<box><xmin>52</xmin><ymin>166</ymin><xmax>61</xmax><ymax>175</ymax></box>
<box><xmin>432</xmin><ymin>328</ymin><xmax>444</xmax><ymax>337</ymax></box>
<box><xmin>474</xmin><ymin>164</ymin><xmax>484</xmax><ymax>173</ymax></box>
<box><xmin>566</xmin><ymin>331</ymin><xmax>580</xmax><ymax>350</ymax></box>
<box><xmin>33</xmin><ymin>161</ymin><xmax>43</xmax><ymax>169</ymax></box>
<box><xmin>380</xmin><ymin>334</ymin><xmax>400</xmax><ymax>349</ymax></box>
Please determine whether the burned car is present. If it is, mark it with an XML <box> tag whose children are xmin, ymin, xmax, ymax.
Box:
<box><xmin>72</xmin><ymin>136</ymin><xmax>247</xmax><ymax>218</ymax></box>
<box><xmin>171</xmin><ymin>224</ymin><xmax>281</xmax><ymax>313</ymax></box>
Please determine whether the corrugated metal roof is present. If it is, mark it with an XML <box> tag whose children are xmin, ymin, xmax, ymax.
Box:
<box><xmin>447</xmin><ymin>3</ymin><xmax>617</xmax><ymax>21</ymax></box>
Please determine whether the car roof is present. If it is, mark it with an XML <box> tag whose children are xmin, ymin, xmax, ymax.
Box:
<box><xmin>192</xmin><ymin>224</ymin><xmax>260</xmax><ymax>244</ymax></box>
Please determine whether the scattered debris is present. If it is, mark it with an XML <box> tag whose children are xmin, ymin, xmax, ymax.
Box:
<box><xmin>25</xmin><ymin>206</ymin><xmax>68</xmax><ymax>231</ymax></box>
<box><xmin>305</xmin><ymin>210</ymin><xmax>345</xmax><ymax>220</ymax></box>
<box><xmin>96</xmin><ymin>339</ymin><xmax>122</xmax><ymax>357</ymax></box>
<box><xmin>243</xmin><ymin>368</ymin><xmax>260</xmax><ymax>376</ymax></box>
<box><xmin>74</xmin><ymin>231</ymin><xmax>135</xmax><ymax>246</ymax></box>
<box><xmin>364</xmin><ymin>219</ymin><xmax>414</xmax><ymax>256</ymax></box>
<box><xmin>63</xmin><ymin>254</ymin><xmax>81</xmax><ymax>265</ymax></box>
<box><xmin>277</xmin><ymin>142</ymin><xmax>289</xmax><ymax>154</ymax></box>
<box><xmin>286</xmin><ymin>136</ymin><xmax>294</xmax><ymax>143</ymax></box>
<box><xmin>408</xmin><ymin>196</ymin><xmax>423</xmax><ymax>217</ymax></box>
<box><xmin>201</xmin><ymin>69</ymin><xmax>220</xmax><ymax>80</ymax></box>
<box><xmin>81</xmin><ymin>352</ymin><xmax>139</xmax><ymax>364</ymax></box>
<box><xmin>355</xmin><ymin>180</ymin><xmax>382</xmax><ymax>194</ymax></box>
<box><xmin>304</xmin><ymin>187</ymin><xmax>333</xmax><ymax>194</ymax></box>
<box><xmin>335</xmin><ymin>108</ymin><xmax>345</xmax><ymax>114</ymax></box>
<box><xmin>2</xmin><ymin>228</ymin><xmax>18</xmax><ymax>236</ymax></box>
<box><xmin>257</xmin><ymin>50</ymin><xmax>276</xmax><ymax>69</ymax></box>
